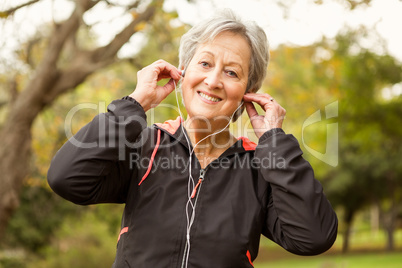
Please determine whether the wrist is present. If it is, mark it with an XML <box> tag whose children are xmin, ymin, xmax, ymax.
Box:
<box><xmin>129</xmin><ymin>92</ymin><xmax>150</xmax><ymax>112</ymax></box>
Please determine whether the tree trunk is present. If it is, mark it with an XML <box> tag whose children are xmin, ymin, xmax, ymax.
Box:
<box><xmin>342</xmin><ymin>208</ymin><xmax>355</xmax><ymax>253</ymax></box>
<box><xmin>370</xmin><ymin>204</ymin><xmax>380</xmax><ymax>233</ymax></box>
<box><xmin>0</xmin><ymin>0</ymin><xmax>156</xmax><ymax>241</ymax></box>
<box><xmin>384</xmin><ymin>198</ymin><xmax>396</xmax><ymax>252</ymax></box>
<box><xmin>382</xmin><ymin>173</ymin><xmax>398</xmax><ymax>252</ymax></box>
<box><xmin>386</xmin><ymin>225</ymin><xmax>394</xmax><ymax>252</ymax></box>
<box><xmin>0</xmin><ymin>124</ymin><xmax>32</xmax><ymax>239</ymax></box>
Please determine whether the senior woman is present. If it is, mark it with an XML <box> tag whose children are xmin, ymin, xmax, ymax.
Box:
<box><xmin>48</xmin><ymin>9</ymin><xmax>337</xmax><ymax>268</ymax></box>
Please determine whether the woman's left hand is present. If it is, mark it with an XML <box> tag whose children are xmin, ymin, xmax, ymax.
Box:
<box><xmin>243</xmin><ymin>93</ymin><xmax>286</xmax><ymax>139</ymax></box>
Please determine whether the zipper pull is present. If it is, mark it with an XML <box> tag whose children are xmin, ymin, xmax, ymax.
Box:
<box><xmin>191</xmin><ymin>169</ymin><xmax>206</xmax><ymax>198</ymax></box>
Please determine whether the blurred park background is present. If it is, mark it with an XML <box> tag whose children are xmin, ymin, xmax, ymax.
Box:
<box><xmin>0</xmin><ymin>0</ymin><xmax>401</xmax><ymax>267</ymax></box>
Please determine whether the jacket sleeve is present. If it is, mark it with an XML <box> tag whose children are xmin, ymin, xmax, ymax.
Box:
<box><xmin>47</xmin><ymin>97</ymin><xmax>147</xmax><ymax>205</ymax></box>
<box><xmin>256</xmin><ymin>128</ymin><xmax>338</xmax><ymax>255</ymax></box>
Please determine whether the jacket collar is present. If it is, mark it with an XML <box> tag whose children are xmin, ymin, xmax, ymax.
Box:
<box><xmin>154</xmin><ymin>117</ymin><xmax>256</xmax><ymax>154</ymax></box>
<box><xmin>154</xmin><ymin>116</ymin><xmax>183</xmax><ymax>136</ymax></box>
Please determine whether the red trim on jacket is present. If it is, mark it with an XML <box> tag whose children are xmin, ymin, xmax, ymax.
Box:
<box><xmin>118</xmin><ymin>227</ymin><xmax>128</xmax><ymax>242</ymax></box>
<box><xmin>238</xmin><ymin>136</ymin><xmax>257</xmax><ymax>151</ymax></box>
<box><xmin>138</xmin><ymin>129</ymin><xmax>161</xmax><ymax>186</ymax></box>
<box><xmin>155</xmin><ymin>116</ymin><xmax>182</xmax><ymax>135</ymax></box>
<box><xmin>246</xmin><ymin>250</ymin><xmax>254</xmax><ymax>266</ymax></box>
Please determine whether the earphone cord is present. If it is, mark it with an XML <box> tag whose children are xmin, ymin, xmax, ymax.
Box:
<box><xmin>173</xmin><ymin>80</ymin><xmax>244</xmax><ymax>268</ymax></box>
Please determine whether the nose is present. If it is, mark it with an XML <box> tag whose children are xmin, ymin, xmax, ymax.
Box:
<box><xmin>204</xmin><ymin>69</ymin><xmax>223</xmax><ymax>89</ymax></box>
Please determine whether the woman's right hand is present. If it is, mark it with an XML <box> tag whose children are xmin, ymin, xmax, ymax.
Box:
<box><xmin>129</xmin><ymin>60</ymin><xmax>182</xmax><ymax>112</ymax></box>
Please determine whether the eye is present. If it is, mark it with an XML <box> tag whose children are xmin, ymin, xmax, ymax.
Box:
<box><xmin>226</xmin><ymin>70</ymin><xmax>238</xmax><ymax>78</ymax></box>
<box><xmin>200</xmin><ymin>61</ymin><xmax>210</xmax><ymax>68</ymax></box>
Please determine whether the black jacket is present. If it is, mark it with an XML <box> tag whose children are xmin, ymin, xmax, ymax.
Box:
<box><xmin>48</xmin><ymin>97</ymin><xmax>338</xmax><ymax>268</ymax></box>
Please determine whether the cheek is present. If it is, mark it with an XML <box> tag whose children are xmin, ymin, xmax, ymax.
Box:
<box><xmin>228</xmin><ymin>86</ymin><xmax>246</xmax><ymax>102</ymax></box>
<box><xmin>181</xmin><ymin>79</ymin><xmax>188</xmax><ymax>94</ymax></box>
<box><xmin>181</xmin><ymin>84</ymin><xmax>194</xmax><ymax>105</ymax></box>
<box><xmin>181</xmin><ymin>75</ymin><xmax>197</xmax><ymax>94</ymax></box>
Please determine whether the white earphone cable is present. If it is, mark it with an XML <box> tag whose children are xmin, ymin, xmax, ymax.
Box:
<box><xmin>173</xmin><ymin>79</ymin><xmax>243</xmax><ymax>268</ymax></box>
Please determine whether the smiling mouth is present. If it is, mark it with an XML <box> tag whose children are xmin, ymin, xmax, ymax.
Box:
<box><xmin>197</xmin><ymin>91</ymin><xmax>222</xmax><ymax>103</ymax></box>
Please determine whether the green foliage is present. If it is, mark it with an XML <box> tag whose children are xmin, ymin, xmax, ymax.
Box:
<box><xmin>0</xmin><ymin>256</ymin><xmax>26</xmax><ymax>268</ymax></box>
<box><xmin>266</xmin><ymin>44</ymin><xmax>340</xmax><ymax>139</ymax></box>
<box><xmin>2</xmin><ymin>200</ymin><xmax>123</xmax><ymax>267</ymax></box>
<box><xmin>256</xmin><ymin>229</ymin><xmax>402</xmax><ymax>267</ymax></box>
<box><xmin>2</xmin><ymin>185</ymin><xmax>82</xmax><ymax>253</ymax></box>
<box><xmin>133</xmin><ymin>9</ymin><xmax>186</xmax><ymax>67</ymax></box>
<box><xmin>29</xmin><ymin>206</ymin><xmax>122</xmax><ymax>268</ymax></box>
<box><xmin>316</xmin><ymin>29</ymin><xmax>402</xmax><ymax>251</ymax></box>
<box><xmin>255</xmin><ymin>252</ymin><xmax>402</xmax><ymax>268</ymax></box>
<box><xmin>324</xmin><ymin>29</ymin><xmax>402</xmax><ymax>209</ymax></box>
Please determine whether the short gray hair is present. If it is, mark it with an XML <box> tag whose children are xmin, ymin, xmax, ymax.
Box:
<box><xmin>178</xmin><ymin>9</ymin><xmax>270</xmax><ymax>121</ymax></box>
<box><xmin>179</xmin><ymin>9</ymin><xmax>269</xmax><ymax>94</ymax></box>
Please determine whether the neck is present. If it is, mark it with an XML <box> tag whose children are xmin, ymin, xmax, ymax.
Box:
<box><xmin>183</xmin><ymin>117</ymin><xmax>235</xmax><ymax>156</ymax></box>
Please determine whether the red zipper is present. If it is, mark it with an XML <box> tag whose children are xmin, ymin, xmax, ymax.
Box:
<box><xmin>191</xmin><ymin>169</ymin><xmax>206</xmax><ymax>198</ymax></box>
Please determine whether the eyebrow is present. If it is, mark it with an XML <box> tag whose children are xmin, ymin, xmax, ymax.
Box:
<box><xmin>199</xmin><ymin>51</ymin><xmax>245</xmax><ymax>74</ymax></box>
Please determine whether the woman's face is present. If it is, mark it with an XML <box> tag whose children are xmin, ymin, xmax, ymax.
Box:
<box><xmin>181</xmin><ymin>31</ymin><xmax>251</xmax><ymax>123</ymax></box>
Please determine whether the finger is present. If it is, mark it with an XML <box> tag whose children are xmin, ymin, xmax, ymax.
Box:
<box><xmin>244</xmin><ymin>102</ymin><xmax>259</xmax><ymax>118</ymax></box>
<box><xmin>162</xmin><ymin>78</ymin><xmax>177</xmax><ymax>95</ymax></box>
<box><xmin>243</xmin><ymin>93</ymin><xmax>273</xmax><ymax>103</ymax></box>
<box><xmin>243</xmin><ymin>93</ymin><xmax>272</xmax><ymax>98</ymax></box>
<box><xmin>243</xmin><ymin>93</ymin><xmax>274</xmax><ymax>111</ymax></box>
<box><xmin>154</xmin><ymin>61</ymin><xmax>182</xmax><ymax>80</ymax></box>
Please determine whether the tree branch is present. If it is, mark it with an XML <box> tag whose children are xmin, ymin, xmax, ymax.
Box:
<box><xmin>0</xmin><ymin>0</ymin><xmax>40</xmax><ymax>18</ymax></box>
<box><xmin>13</xmin><ymin>0</ymin><xmax>156</xmax><ymax>120</ymax></box>
<box><xmin>9</xmin><ymin>76</ymin><xmax>18</xmax><ymax>103</ymax></box>
<box><xmin>103</xmin><ymin>0</ymin><xmax>141</xmax><ymax>10</ymax></box>
<box><xmin>25</xmin><ymin>37</ymin><xmax>42</xmax><ymax>68</ymax></box>
<box><xmin>92</xmin><ymin>4</ymin><xmax>156</xmax><ymax>61</ymax></box>
<box><xmin>42</xmin><ymin>2</ymin><xmax>157</xmax><ymax>104</ymax></box>
<box><xmin>8</xmin><ymin>0</ymin><xmax>100</xmax><ymax>126</ymax></box>
<box><xmin>43</xmin><ymin>0</ymin><xmax>99</xmax><ymax>66</ymax></box>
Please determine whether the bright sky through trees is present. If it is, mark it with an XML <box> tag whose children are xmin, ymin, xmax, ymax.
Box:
<box><xmin>1</xmin><ymin>0</ymin><xmax>401</xmax><ymax>62</ymax></box>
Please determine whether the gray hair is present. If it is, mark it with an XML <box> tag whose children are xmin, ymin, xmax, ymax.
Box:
<box><xmin>178</xmin><ymin>9</ymin><xmax>270</xmax><ymax>121</ymax></box>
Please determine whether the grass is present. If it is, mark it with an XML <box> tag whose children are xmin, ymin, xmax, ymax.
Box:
<box><xmin>253</xmin><ymin>229</ymin><xmax>402</xmax><ymax>268</ymax></box>
<box><xmin>254</xmin><ymin>252</ymin><xmax>402</xmax><ymax>268</ymax></box>
<box><xmin>1</xmin><ymin>224</ymin><xmax>401</xmax><ymax>268</ymax></box>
